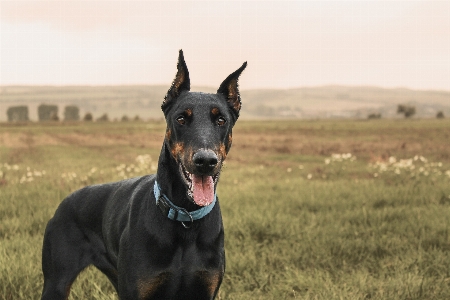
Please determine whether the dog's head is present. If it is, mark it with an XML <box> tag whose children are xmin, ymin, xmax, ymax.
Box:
<box><xmin>161</xmin><ymin>50</ymin><xmax>246</xmax><ymax>206</ymax></box>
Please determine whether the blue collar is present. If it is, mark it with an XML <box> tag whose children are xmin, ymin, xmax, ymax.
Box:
<box><xmin>153</xmin><ymin>180</ymin><xmax>217</xmax><ymax>227</ymax></box>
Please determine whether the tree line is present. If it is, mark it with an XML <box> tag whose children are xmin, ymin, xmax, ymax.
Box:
<box><xmin>7</xmin><ymin>105</ymin><xmax>80</xmax><ymax>122</ymax></box>
<box><xmin>6</xmin><ymin>105</ymin><xmax>141</xmax><ymax>122</ymax></box>
<box><xmin>368</xmin><ymin>104</ymin><xmax>445</xmax><ymax>119</ymax></box>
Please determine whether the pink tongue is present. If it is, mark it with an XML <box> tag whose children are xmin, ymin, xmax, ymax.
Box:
<box><xmin>192</xmin><ymin>175</ymin><xmax>214</xmax><ymax>206</ymax></box>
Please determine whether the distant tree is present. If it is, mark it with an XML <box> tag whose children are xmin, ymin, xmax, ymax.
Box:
<box><xmin>83</xmin><ymin>112</ymin><xmax>93</xmax><ymax>121</ymax></box>
<box><xmin>7</xmin><ymin>106</ymin><xmax>29</xmax><ymax>122</ymax></box>
<box><xmin>38</xmin><ymin>104</ymin><xmax>59</xmax><ymax>121</ymax></box>
<box><xmin>97</xmin><ymin>113</ymin><xmax>109</xmax><ymax>122</ymax></box>
<box><xmin>121</xmin><ymin>115</ymin><xmax>129</xmax><ymax>122</ymax></box>
<box><xmin>436</xmin><ymin>111</ymin><xmax>445</xmax><ymax>119</ymax></box>
<box><xmin>368</xmin><ymin>113</ymin><xmax>381</xmax><ymax>119</ymax></box>
<box><xmin>397</xmin><ymin>104</ymin><xmax>416</xmax><ymax>118</ymax></box>
<box><xmin>133</xmin><ymin>115</ymin><xmax>141</xmax><ymax>122</ymax></box>
<box><xmin>64</xmin><ymin>105</ymin><xmax>80</xmax><ymax>121</ymax></box>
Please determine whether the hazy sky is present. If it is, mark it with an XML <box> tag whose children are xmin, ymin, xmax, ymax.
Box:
<box><xmin>1</xmin><ymin>0</ymin><xmax>449</xmax><ymax>91</ymax></box>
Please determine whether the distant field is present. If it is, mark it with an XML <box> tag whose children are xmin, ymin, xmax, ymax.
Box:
<box><xmin>1</xmin><ymin>119</ymin><xmax>450</xmax><ymax>299</ymax></box>
<box><xmin>1</xmin><ymin>85</ymin><xmax>450</xmax><ymax>121</ymax></box>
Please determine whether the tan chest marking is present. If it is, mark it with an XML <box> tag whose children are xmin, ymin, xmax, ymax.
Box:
<box><xmin>137</xmin><ymin>272</ymin><xmax>171</xmax><ymax>299</ymax></box>
<box><xmin>196</xmin><ymin>270</ymin><xmax>223</xmax><ymax>297</ymax></box>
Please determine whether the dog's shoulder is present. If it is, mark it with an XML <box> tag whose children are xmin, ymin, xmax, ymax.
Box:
<box><xmin>57</xmin><ymin>174</ymin><xmax>156</xmax><ymax>216</ymax></box>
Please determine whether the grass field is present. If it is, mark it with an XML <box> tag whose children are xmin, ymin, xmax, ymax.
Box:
<box><xmin>1</xmin><ymin>119</ymin><xmax>449</xmax><ymax>299</ymax></box>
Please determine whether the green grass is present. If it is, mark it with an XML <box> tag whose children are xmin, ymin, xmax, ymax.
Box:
<box><xmin>1</xmin><ymin>119</ymin><xmax>450</xmax><ymax>299</ymax></box>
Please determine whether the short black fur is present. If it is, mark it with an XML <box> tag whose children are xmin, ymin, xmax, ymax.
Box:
<box><xmin>41</xmin><ymin>50</ymin><xmax>246</xmax><ymax>300</ymax></box>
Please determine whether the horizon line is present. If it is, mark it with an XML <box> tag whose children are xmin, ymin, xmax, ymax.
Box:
<box><xmin>1</xmin><ymin>84</ymin><xmax>450</xmax><ymax>93</ymax></box>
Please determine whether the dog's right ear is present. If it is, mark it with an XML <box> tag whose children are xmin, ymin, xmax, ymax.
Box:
<box><xmin>162</xmin><ymin>49</ymin><xmax>191</xmax><ymax>112</ymax></box>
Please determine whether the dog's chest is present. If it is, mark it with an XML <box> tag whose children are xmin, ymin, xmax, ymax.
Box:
<box><xmin>136</xmin><ymin>244</ymin><xmax>224</xmax><ymax>299</ymax></box>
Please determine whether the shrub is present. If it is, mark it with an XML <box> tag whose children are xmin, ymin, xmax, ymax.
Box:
<box><xmin>7</xmin><ymin>106</ymin><xmax>29</xmax><ymax>122</ymax></box>
<box><xmin>397</xmin><ymin>104</ymin><xmax>416</xmax><ymax>118</ymax></box>
<box><xmin>64</xmin><ymin>106</ymin><xmax>80</xmax><ymax>121</ymax></box>
<box><xmin>38</xmin><ymin>104</ymin><xmax>59</xmax><ymax>121</ymax></box>
<box><xmin>83</xmin><ymin>113</ymin><xmax>93</xmax><ymax>122</ymax></box>
<box><xmin>368</xmin><ymin>113</ymin><xmax>381</xmax><ymax>119</ymax></box>
<box><xmin>96</xmin><ymin>114</ymin><xmax>109</xmax><ymax>122</ymax></box>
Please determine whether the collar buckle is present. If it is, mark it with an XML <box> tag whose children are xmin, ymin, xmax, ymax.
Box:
<box><xmin>156</xmin><ymin>196</ymin><xmax>171</xmax><ymax>218</ymax></box>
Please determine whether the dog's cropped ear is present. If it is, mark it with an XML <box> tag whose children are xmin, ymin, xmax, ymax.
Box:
<box><xmin>162</xmin><ymin>49</ymin><xmax>191</xmax><ymax>112</ymax></box>
<box><xmin>217</xmin><ymin>62</ymin><xmax>247</xmax><ymax>118</ymax></box>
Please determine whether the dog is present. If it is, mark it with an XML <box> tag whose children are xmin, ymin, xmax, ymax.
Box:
<box><xmin>41</xmin><ymin>50</ymin><xmax>246</xmax><ymax>300</ymax></box>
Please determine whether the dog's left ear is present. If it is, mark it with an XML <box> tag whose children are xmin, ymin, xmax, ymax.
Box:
<box><xmin>162</xmin><ymin>49</ymin><xmax>191</xmax><ymax>112</ymax></box>
<box><xmin>217</xmin><ymin>62</ymin><xmax>247</xmax><ymax>118</ymax></box>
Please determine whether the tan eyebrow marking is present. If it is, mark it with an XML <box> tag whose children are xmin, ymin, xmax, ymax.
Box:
<box><xmin>211</xmin><ymin>107</ymin><xmax>220</xmax><ymax>115</ymax></box>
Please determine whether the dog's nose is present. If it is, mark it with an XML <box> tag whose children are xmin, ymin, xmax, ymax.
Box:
<box><xmin>193</xmin><ymin>150</ymin><xmax>218</xmax><ymax>174</ymax></box>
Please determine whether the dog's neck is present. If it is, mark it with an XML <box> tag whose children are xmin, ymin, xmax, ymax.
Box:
<box><xmin>155</xmin><ymin>143</ymin><xmax>201</xmax><ymax>211</ymax></box>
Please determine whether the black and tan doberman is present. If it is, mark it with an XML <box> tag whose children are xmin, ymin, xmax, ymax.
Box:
<box><xmin>41</xmin><ymin>50</ymin><xmax>246</xmax><ymax>299</ymax></box>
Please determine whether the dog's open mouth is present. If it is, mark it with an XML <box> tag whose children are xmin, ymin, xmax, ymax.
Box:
<box><xmin>179</xmin><ymin>163</ymin><xmax>219</xmax><ymax>206</ymax></box>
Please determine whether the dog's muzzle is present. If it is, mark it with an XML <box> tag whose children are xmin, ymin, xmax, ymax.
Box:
<box><xmin>179</xmin><ymin>149</ymin><xmax>221</xmax><ymax>207</ymax></box>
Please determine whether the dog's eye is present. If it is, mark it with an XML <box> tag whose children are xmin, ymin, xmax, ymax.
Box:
<box><xmin>217</xmin><ymin>117</ymin><xmax>226</xmax><ymax>126</ymax></box>
<box><xmin>176</xmin><ymin>116</ymin><xmax>186</xmax><ymax>125</ymax></box>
